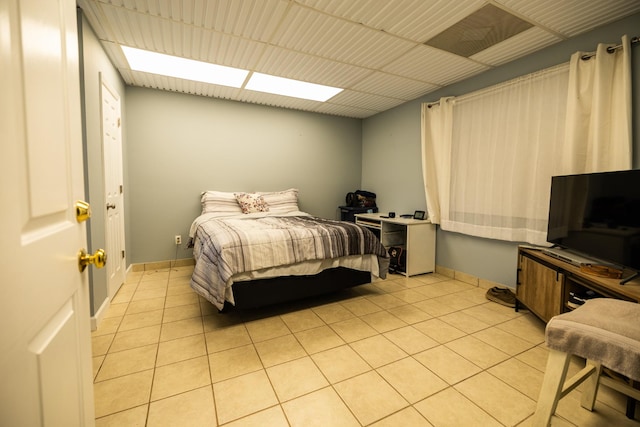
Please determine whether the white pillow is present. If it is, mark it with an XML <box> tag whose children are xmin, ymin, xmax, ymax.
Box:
<box><xmin>258</xmin><ymin>188</ymin><xmax>299</xmax><ymax>213</ymax></box>
<box><xmin>200</xmin><ymin>191</ymin><xmax>243</xmax><ymax>215</ymax></box>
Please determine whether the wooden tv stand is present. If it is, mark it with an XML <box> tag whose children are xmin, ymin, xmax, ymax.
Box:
<box><xmin>516</xmin><ymin>247</ymin><xmax>640</xmax><ymax>323</ymax></box>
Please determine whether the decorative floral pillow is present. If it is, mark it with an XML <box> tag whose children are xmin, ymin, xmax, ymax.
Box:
<box><xmin>234</xmin><ymin>192</ymin><xmax>270</xmax><ymax>214</ymax></box>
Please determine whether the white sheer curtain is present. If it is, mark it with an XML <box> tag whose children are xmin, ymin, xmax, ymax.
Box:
<box><xmin>421</xmin><ymin>97</ymin><xmax>453</xmax><ymax>225</ymax></box>
<box><xmin>421</xmin><ymin>35</ymin><xmax>632</xmax><ymax>246</ymax></box>
<box><xmin>562</xmin><ymin>34</ymin><xmax>632</xmax><ymax>174</ymax></box>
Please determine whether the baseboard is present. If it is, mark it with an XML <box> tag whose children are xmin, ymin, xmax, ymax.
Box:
<box><xmin>130</xmin><ymin>257</ymin><xmax>195</xmax><ymax>272</ymax></box>
<box><xmin>91</xmin><ymin>296</ymin><xmax>110</xmax><ymax>331</ymax></box>
<box><xmin>435</xmin><ymin>264</ymin><xmax>512</xmax><ymax>291</ymax></box>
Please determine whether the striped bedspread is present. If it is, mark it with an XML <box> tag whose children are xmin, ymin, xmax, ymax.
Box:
<box><xmin>190</xmin><ymin>215</ymin><xmax>388</xmax><ymax>309</ymax></box>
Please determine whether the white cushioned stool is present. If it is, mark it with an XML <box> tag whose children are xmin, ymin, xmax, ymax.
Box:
<box><xmin>532</xmin><ymin>298</ymin><xmax>640</xmax><ymax>426</ymax></box>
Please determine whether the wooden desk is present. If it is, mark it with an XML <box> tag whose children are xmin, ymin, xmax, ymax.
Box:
<box><xmin>355</xmin><ymin>213</ymin><xmax>436</xmax><ymax>276</ymax></box>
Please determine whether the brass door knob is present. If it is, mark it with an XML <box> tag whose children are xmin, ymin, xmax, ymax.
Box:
<box><xmin>78</xmin><ymin>248</ymin><xmax>107</xmax><ymax>272</ymax></box>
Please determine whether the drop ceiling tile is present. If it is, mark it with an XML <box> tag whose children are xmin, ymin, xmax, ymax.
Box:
<box><xmin>126</xmin><ymin>70</ymin><xmax>242</xmax><ymax>100</ymax></box>
<box><xmin>193</xmin><ymin>0</ymin><xmax>288</xmax><ymax>40</ymax></box>
<box><xmin>124</xmin><ymin>70</ymin><xmax>173</xmax><ymax>90</ymax></box>
<box><xmin>88</xmin><ymin>4</ymin><xmax>179</xmax><ymax>49</ymax></box>
<box><xmin>78</xmin><ymin>0</ymin><xmax>111</xmax><ymax>39</ymax></box>
<box><xmin>298</xmin><ymin>0</ymin><xmax>486</xmax><ymax>43</ymax></box>
<box><xmin>384</xmin><ymin>45</ymin><xmax>490</xmax><ymax>86</ymax></box>
<box><xmin>329</xmin><ymin>90</ymin><xmax>408</xmax><ymax>112</ymax></box>
<box><xmin>255</xmin><ymin>45</ymin><xmax>371</xmax><ymax>88</ymax></box>
<box><xmin>470</xmin><ymin>26</ymin><xmax>562</xmax><ymax>66</ymax></box>
<box><xmin>101</xmin><ymin>0</ymin><xmax>289</xmax><ymax>40</ymax></box>
<box><xmin>495</xmin><ymin>0</ymin><xmax>640</xmax><ymax>37</ymax></box>
<box><xmin>93</xmin><ymin>4</ymin><xmax>268</xmax><ymax>69</ymax></box>
<box><xmin>194</xmin><ymin>83</ymin><xmax>243</xmax><ymax>100</ymax></box>
<box><xmin>271</xmin><ymin>4</ymin><xmax>416</xmax><ymax>69</ymax></box>
<box><xmin>190</xmin><ymin>31</ymin><xmax>267</xmax><ymax>70</ymax></box>
<box><xmin>314</xmin><ymin>103</ymin><xmax>379</xmax><ymax>119</ymax></box>
<box><xmin>352</xmin><ymin>72</ymin><xmax>439</xmax><ymax>100</ymax></box>
<box><xmin>237</xmin><ymin>90</ymin><xmax>324</xmax><ymax>112</ymax></box>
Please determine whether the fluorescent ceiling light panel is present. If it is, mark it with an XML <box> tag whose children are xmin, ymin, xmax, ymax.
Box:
<box><xmin>121</xmin><ymin>46</ymin><xmax>248</xmax><ymax>88</ymax></box>
<box><xmin>246</xmin><ymin>73</ymin><xmax>343</xmax><ymax>102</ymax></box>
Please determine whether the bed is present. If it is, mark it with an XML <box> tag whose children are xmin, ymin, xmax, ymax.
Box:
<box><xmin>189</xmin><ymin>189</ymin><xmax>389</xmax><ymax>310</ymax></box>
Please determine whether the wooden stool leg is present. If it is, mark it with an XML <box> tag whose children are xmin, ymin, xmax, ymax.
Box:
<box><xmin>532</xmin><ymin>349</ymin><xmax>572</xmax><ymax>427</ymax></box>
<box><xmin>625</xmin><ymin>380</ymin><xmax>638</xmax><ymax>419</ymax></box>
<box><xmin>579</xmin><ymin>360</ymin><xmax>602</xmax><ymax>411</ymax></box>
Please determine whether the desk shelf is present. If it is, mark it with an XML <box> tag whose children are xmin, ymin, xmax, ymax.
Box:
<box><xmin>355</xmin><ymin>213</ymin><xmax>436</xmax><ymax>277</ymax></box>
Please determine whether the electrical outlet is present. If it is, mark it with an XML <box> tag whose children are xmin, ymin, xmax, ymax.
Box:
<box><xmin>174</xmin><ymin>235</ymin><xmax>182</xmax><ymax>245</ymax></box>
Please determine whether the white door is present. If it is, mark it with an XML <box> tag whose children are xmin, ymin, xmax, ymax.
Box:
<box><xmin>0</xmin><ymin>0</ymin><xmax>96</xmax><ymax>426</ymax></box>
<box><xmin>102</xmin><ymin>78</ymin><xmax>126</xmax><ymax>299</ymax></box>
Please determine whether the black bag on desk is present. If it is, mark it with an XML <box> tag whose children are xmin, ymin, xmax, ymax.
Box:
<box><xmin>356</xmin><ymin>190</ymin><xmax>377</xmax><ymax>207</ymax></box>
<box><xmin>346</xmin><ymin>190</ymin><xmax>376</xmax><ymax>208</ymax></box>
<box><xmin>388</xmin><ymin>246</ymin><xmax>406</xmax><ymax>273</ymax></box>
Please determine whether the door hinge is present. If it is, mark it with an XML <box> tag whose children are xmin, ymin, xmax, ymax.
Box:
<box><xmin>121</xmin><ymin>250</ymin><xmax>125</xmax><ymax>259</ymax></box>
<box><xmin>119</xmin><ymin>185</ymin><xmax>123</xmax><ymax>194</ymax></box>
<box><xmin>117</xmin><ymin>117</ymin><xmax>121</xmax><ymax>127</ymax></box>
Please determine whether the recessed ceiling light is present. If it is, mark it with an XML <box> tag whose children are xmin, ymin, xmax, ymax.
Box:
<box><xmin>121</xmin><ymin>46</ymin><xmax>248</xmax><ymax>88</ymax></box>
<box><xmin>246</xmin><ymin>72</ymin><xmax>343</xmax><ymax>102</ymax></box>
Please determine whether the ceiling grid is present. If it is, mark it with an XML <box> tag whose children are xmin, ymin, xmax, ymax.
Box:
<box><xmin>78</xmin><ymin>0</ymin><xmax>640</xmax><ymax>118</ymax></box>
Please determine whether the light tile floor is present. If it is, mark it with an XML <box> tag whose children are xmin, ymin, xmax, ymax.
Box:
<box><xmin>92</xmin><ymin>266</ymin><xmax>639</xmax><ymax>426</ymax></box>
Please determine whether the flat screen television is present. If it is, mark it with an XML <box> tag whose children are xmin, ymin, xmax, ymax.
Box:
<box><xmin>546</xmin><ymin>169</ymin><xmax>640</xmax><ymax>283</ymax></box>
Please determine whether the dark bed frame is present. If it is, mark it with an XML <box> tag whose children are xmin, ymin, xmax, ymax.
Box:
<box><xmin>226</xmin><ymin>267</ymin><xmax>371</xmax><ymax>310</ymax></box>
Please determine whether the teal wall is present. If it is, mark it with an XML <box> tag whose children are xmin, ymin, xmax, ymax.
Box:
<box><xmin>79</xmin><ymin>12</ymin><xmax>126</xmax><ymax>315</ymax></box>
<box><xmin>124</xmin><ymin>88</ymin><xmax>363</xmax><ymax>264</ymax></box>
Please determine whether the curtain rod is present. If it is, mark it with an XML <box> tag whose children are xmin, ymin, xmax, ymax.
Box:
<box><xmin>581</xmin><ymin>35</ymin><xmax>639</xmax><ymax>60</ymax></box>
<box><xmin>425</xmin><ymin>35</ymin><xmax>639</xmax><ymax>108</ymax></box>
